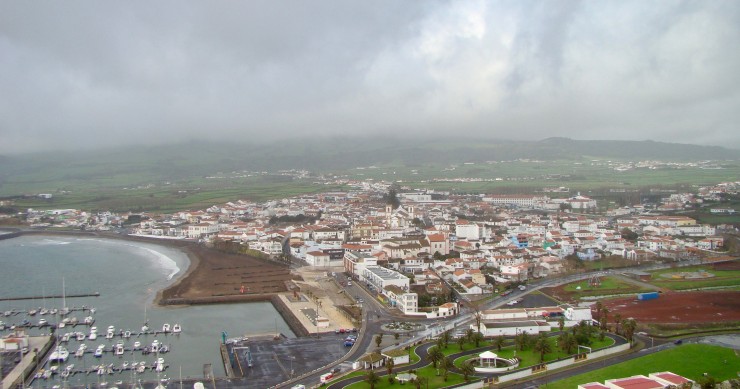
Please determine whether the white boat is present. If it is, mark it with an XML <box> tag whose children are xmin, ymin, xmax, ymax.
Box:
<box><xmin>84</xmin><ymin>316</ymin><xmax>94</xmax><ymax>325</ymax></box>
<box><xmin>172</xmin><ymin>324</ymin><xmax>181</xmax><ymax>334</ymax></box>
<box><xmin>162</xmin><ymin>323</ymin><xmax>170</xmax><ymax>333</ymax></box>
<box><xmin>49</xmin><ymin>346</ymin><xmax>70</xmax><ymax>363</ymax></box>
<box><xmin>38</xmin><ymin>318</ymin><xmax>47</xmax><ymax>326</ymax></box>
<box><xmin>115</xmin><ymin>342</ymin><xmax>125</xmax><ymax>356</ymax></box>
<box><xmin>155</xmin><ymin>357</ymin><xmax>165</xmax><ymax>372</ymax></box>
<box><xmin>58</xmin><ymin>321</ymin><xmax>66</xmax><ymax>329</ymax></box>
<box><xmin>132</xmin><ymin>341</ymin><xmax>141</xmax><ymax>350</ymax></box>
<box><xmin>94</xmin><ymin>345</ymin><xmax>105</xmax><ymax>358</ymax></box>
<box><xmin>50</xmin><ymin>308</ymin><xmax>58</xmax><ymax>315</ymax></box>
<box><xmin>151</xmin><ymin>339</ymin><xmax>159</xmax><ymax>350</ymax></box>
<box><xmin>75</xmin><ymin>343</ymin><xmax>87</xmax><ymax>357</ymax></box>
<box><xmin>107</xmin><ymin>325</ymin><xmax>116</xmax><ymax>332</ymax></box>
<box><xmin>28</xmin><ymin>309</ymin><xmax>38</xmax><ymax>316</ymax></box>
<box><xmin>137</xmin><ymin>363</ymin><xmax>146</xmax><ymax>373</ymax></box>
<box><xmin>89</xmin><ymin>331</ymin><xmax>98</xmax><ymax>340</ymax></box>
<box><xmin>40</xmin><ymin>308</ymin><xmax>49</xmax><ymax>315</ymax></box>
<box><xmin>76</xmin><ymin>332</ymin><xmax>86</xmax><ymax>341</ymax></box>
<box><xmin>123</xmin><ymin>330</ymin><xmax>131</xmax><ymax>338</ymax></box>
<box><xmin>141</xmin><ymin>323</ymin><xmax>149</xmax><ymax>332</ymax></box>
<box><xmin>106</xmin><ymin>330</ymin><xmax>114</xmax><ymax>339</ymax></box>
<box><xmin>61</xmin><ymin>332</ymin><xmax>72</xmax><ymax>342</ymax></box>
<box><xmin>122</xmin><ymin>361</ymin><xmax>129</xmax><ymax>369</ymax></box>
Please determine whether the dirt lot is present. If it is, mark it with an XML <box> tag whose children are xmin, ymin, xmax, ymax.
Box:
<box><xmin>602</xmin><ymin>291</ymin><xmax>740</xmax><ymax>324</ymax></box>
<box><xmin>159</xmin><ymin>245</ymin><xmax>295</xmax><ymax>301</ymax></box>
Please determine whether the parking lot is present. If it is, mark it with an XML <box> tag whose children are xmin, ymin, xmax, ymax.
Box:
<box><xmin>226</xmin><ymin>332</ymin><xmax>353</xmax><ymax>388</ymax></box>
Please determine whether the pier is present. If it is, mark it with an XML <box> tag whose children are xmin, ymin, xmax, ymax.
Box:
<box><xmin>0</xmin><ymin>292</ymin><xmax>100</xmax><ymax>302</ymax></box>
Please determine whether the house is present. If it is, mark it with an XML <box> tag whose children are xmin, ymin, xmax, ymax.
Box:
<box><xmin>382</xmin><ymin>349</ymin><xmax>410</xmax><ymax>366</ymax></box>
<box><xmin>306</xmin><ymin>251</ymin><xmax>331</xmax><ymax>267</ymax></box>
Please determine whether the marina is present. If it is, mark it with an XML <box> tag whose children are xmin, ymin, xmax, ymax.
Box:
<box><xmin>0</xmin><ymin>235</ymin><xmax>296</xmax><ymax>388</ymax></box>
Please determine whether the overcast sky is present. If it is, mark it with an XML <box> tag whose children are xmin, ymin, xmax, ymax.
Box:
<box><xmin>1</xmin><ymin>1</ymin><xmax>739</xmax><ymax>154</ymax></box>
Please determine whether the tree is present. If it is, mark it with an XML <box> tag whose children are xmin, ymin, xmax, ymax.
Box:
<box><xmin>439</xmin><ymin>356</ymin><xmax>453</xmax><ymax>381</ymax></box>
<box><xmin>614</xmin><ymin>313</ymin><xmax>622</xmax><ymax>335</ymax></box>
<box><xmin>457</xmin><ymin>335</ymin><xmax>466</xmax><ymax>351</ymax></box>
<box><xmin>413</xmin><ymin>376</ymin><xmax>428</xmax><ymax>389</ymax></box>
<box><xmin>621</xmin><ymin>228</ymin><xmax>638</xmax><ymax>242</ymax></box>
<box><xmin>558</xmin><ymin>317</ymin><xmax>565</xmax><ymax>332</ymax></box>
<box><xmin>394</xmin><ymin>332</ymin><xmax>400</xmax><ymax>344</ymax></box>
<box><xmin>465</xmin><ymin>328</ymin><xmax>475</xmax><ymax>344</ymax></box>
<box><xmin>375</xmin><ymin>333</ymin><xmax>384</xmax><ymax>348</ymax></box>
<box><xmin>600</xmin><ymin>308</ymin><xmax>610</xmax><ymax>331</ymax></box>
<box><xmin>428</xmin><ymin>346</ymin><xmax>444</xmax><ymax>368</ymax></box>
<box><xmin>472</xmin><ymin>331</ymin><xmax>484</xmax><ymax>348</ymax></box>
<box><xmin>697</xmin><ymin>374</ymin><xmax>716</xmax><ymax>389</ymax></box>
<box><xmin>594</xmin><ymin>301</ymin><xmax>603</xmax><ymax>323</ymax></box>
<box><xmin>386</xmin><ymin>357</ymin><xmax>395</xmax><ymax>377</ymax></box>
<box><xmin>558</xmin><ymin>333</ymin><xmax>578</xmax><ymax>354</ymax></box>
<box><xmin>621</xmin><ymin>318</ymin><xmax>638</xmax><ymax>344</ymax></box>
<box><xmin>494</xmin><ymin>335</ymin><xmax>505</xmax><ymax>351</ymax></box>
<box><xmin>384</xmin><ymin>188</ymin><xmax>400</xmax><ymax>210</ymax></box>
<box><xmin>533</xmin><ymin>333</ymin><xmax>552</xmax><ymax>363</ymax></box>
<box><xmin>516</xmin><ymin>331</ymin><xmax>530</xmax><ymax>351</ymax></box>
<box><xmin>365</xmin><ymin>370</ymin><xmax>380</xmax><ymax>389</ymax></box>
<box><xmin>441</xmin><ymin>330</ymin><xmax>452</xmax><ymax>349</ymax></box>
<box><xmin>460</xmin><ymin>361</ymin><xmax>476</xmax><ymax>382</ymax></box>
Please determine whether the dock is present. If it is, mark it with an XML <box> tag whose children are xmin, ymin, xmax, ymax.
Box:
<box><xmin>0</xmin><ymin>292</ymin><xmax>100</xmax><ymax>302</ymax></box>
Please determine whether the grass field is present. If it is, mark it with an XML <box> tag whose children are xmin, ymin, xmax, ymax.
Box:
<box><xmin>648</xmin><ymin>265</ymin><xmax>740</xmax><ymax>291</ymax></box>
<box><xmin>563</xmin><ymin>276</ymin><xmax>654</xmax><ymax>296</ymax></box>
<box><xmin>453</xmin><ymin>335</ymin><xmax>615</xmax><ymax>369</ymax></box>
<box><xmin>545</xmin><ymin>344</ymin><xmax>740</xmax><ymax>388</ymax></box>
<box><xmin>344</xmin><ymin>365</ymin><xmax>466</xmax><ymax>388</ymax></box>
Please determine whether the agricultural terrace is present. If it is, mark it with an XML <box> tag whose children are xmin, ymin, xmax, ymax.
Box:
<box><xmin>547</xmin><ymin>344</ymin><xmax>740</xmax><ymax>389</ymax></box>
<box><xmin>542</xmin><ymin>276</ymin><xmax>654</xmax><ymax>303</ymax></box>
<box><xmin>648</xmin><ymin>261</ymin><xmax>740</xmax><ymax>291</ymax></box>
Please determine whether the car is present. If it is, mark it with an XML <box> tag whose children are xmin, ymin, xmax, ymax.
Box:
<box><xmin>347</xmin><ymin>281</ymin><xmax>352</xmax><ymax>286</ymax></box>
<box><xmin>346</xmin><ymin>335</ymin><xmax>357</xmax><ymax>341</ymax></box>
<box><xmin>344</xmin><ymin>340</ymin><xmax>355</xmax><ymax>347</ymax></box>
<box><xmin>674</xmin><ymin>339</ymin><xmax>683</xmax><ymax>345</ymax></box>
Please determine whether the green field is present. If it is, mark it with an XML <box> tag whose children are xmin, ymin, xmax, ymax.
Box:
<box><xmin>2</xmin><ymin>143</ymin><xmax>738</xmax><ymax>214</ymax></box>
<box><xmin>563</xmin><ymin>276</ymin><xmax>654</xmax><ymax>297</ymax></box>
<box><xmin>648</xmin><ymin>264</ymin><xmax>740</xmax><ymax>291</ymax></box>
<box><xmin>545</xmin><ymin>344</ymin><xmax>740</xmax><ymax>388</ymax></box>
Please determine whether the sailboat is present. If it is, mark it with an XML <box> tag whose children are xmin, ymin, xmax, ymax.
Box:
<box><xmin>141</xmin><ymin>305</ymin><xmax>149</xmax><ymax>333</ymax></box>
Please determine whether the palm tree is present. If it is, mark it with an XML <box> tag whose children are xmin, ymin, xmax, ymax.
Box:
<box><xmin>439</xmin><ymin>356</ymin><xmax>452</xmax><ymax>381</ymax></box>
<box><xmin>385</xmin><ymin>357</ymin><xmax>395</xmax><ymax>376</ymax></box>
<box><xmin>460</xmin><ymin>360</ymin><xmax>476</xmax><ymax>382</ymax></box>
<box><xmin>594</xmin><ymin>301</ymin><xmax>603</xmax><ymax>323</ymax></box>
<box><xmin>516</xmin><ymin>331</ymin><xmax>530</xmax><ymax>351</ymax></box>
<box><xmin>365</xmin><ymin>370</ymin><xmax>380</xmax><ymax>389</ymax></box>
<box><xmin>621</xmin><ymin>318</ymin><xmax>638</xmax><ymax>345</ymax></box>
<box><xmin>428</xmin><ymin>346</ymin><xmax>444</xmax><ymax>368</ymax></box>
<box><xmin>614</xmin><ymin>313</ymin><xmax>622</xmax><ymax>335</ymax></box>
<box><xmin>472</xmin><ymin>331</ymin><xmax>484</xmax><ymax>347</ymax></box>
<box><xmin>465</xmin><ymin>328</ymin><xmax>475</xmax><ymax>344</ymax></box>
<box><xmin>533</xmin><ymin>333</ymin><xmax>552</xmax><ymax>363</ymax></box>
<box><xmin>414</xmin><ymin>376</ymin><xmax>428</xmax><ymax>389</ymax></box>
<box><xmin>494</xmin><ymin>335</ymin><xmax>505</xmax><ymax>351</ymax></box>
<box><xmin>457</xmin><ymin>335</ymin><xmax>465</xmax><ymax>351</ymax></box>
<box><xmin>557</xmin><ymin>317</ymin><xmax>565</xmax><ymax>332</ymax></box>
<box><xmin>600</xmin><ymin>307</ymin><xmax>610</xmax><ymax>330</ymax></box>
<box><xmin>558</xmin><ymin>332</ymin><xmax>577</xmax><ymax>354</ymax></box>
<box><xmin>375</xmin><ymin>333</ymin><xmax>383</xmax><ymax>348</ymax></box>
<box><xmin>441</xmin><ymin>330</ymin><xmax>452</xmax><ymax>349</ymax></box>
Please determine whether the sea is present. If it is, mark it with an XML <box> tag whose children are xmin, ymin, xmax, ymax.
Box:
<box><xmin>0</xmin><ymin>234</ymin><xmax>294</xmax><ymax>385</ymax></box>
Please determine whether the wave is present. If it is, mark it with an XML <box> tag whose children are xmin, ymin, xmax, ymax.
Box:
<box><xmin>138</xmin><ymin>246</ymin><xmax>181</xmax><ymax>280</ymax></box>
<box><xmin>34</xmin><ymin>239</ymin><xmax>72</xmax><ymax>246</ymax></box>
<box><xmin>77</xmin><ymin>238</ymin><xmax>182</xmax><ymax>281</ymax></box>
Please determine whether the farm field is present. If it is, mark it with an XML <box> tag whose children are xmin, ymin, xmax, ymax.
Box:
<box><xmin>546</xmin><ymin>344</ymin><xmax>740</xmax><ymax>388</ymax></box>
<box><xmin>601</xmin><ymin>291</ymin><xmax>740</xmax><ymax>324</ymax></box>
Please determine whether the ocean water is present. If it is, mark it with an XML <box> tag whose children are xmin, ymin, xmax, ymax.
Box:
<box><xmin>0</xmin><ymin>235</ymin><xmax>294</xmax><ymax>384</ymax></box>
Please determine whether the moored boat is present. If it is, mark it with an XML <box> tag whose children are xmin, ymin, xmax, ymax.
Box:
<box><xmin>172</xmin><ymin>324</ymin><xmax>181</xmax><ymax>334</ymax></box>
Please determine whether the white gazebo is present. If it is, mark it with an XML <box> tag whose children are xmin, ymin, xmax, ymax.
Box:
<box><xmin>479</xmin><ymin>351</ymin><xmax>499</xmax><ymax>368</ymax></box>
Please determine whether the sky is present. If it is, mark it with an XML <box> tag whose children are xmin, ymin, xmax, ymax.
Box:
<box><xmin>1</xmin><ymin>0</ymin><xmax>739</xmax><ymax>155</ymax></box>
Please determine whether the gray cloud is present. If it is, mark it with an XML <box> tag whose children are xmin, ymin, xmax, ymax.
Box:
<box><xmin>1</xmin><ymin>0</ymin><xmax>739</xmax><ymax>154</ymax></box>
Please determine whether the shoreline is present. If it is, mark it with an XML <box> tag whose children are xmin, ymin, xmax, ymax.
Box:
<box><xmin>0</xmin><ymin>228</ymin><xmax>311</xmax><ymax>337</ymax></box>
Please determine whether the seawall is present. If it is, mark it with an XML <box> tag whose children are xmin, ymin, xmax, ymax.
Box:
<box><xmin>159</xmin><ymin>294</ymin><xmax>309</xmax><ymax>338</ymax></box>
